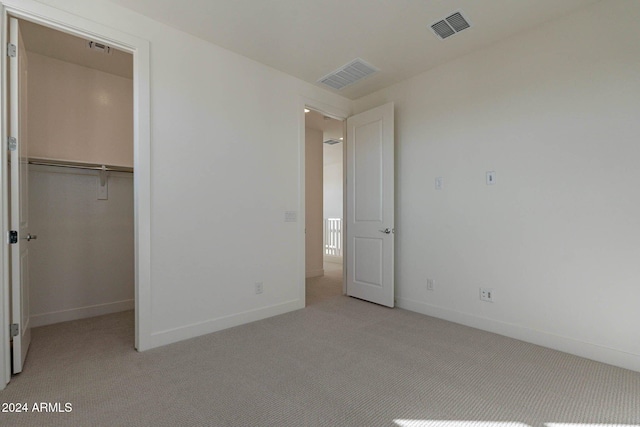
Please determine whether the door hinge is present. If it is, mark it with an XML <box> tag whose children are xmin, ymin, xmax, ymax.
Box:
<box><xmin>10</xmin><ymin>323</ymin><xmax>19</xmax><ymax>337</ymax></box>
<box><xmin>8</xmin><ymin>137</ymin><xmax>17</xmax><ymax>151</ymax></box>
<box><xmin>7</xmin><ymin>43</ymin><xmax>16</xmax><ymax>58</ymax></box>
<box><xmin>9</xmin><ymin>230</ymin><xmax>18</xmax><ymax>244</ymax></box>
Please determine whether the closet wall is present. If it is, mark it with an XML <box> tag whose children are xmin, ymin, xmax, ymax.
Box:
<box><xmin>27</xmin><ymin>51</ymin><xmax>134</xmax><ymax>327</ymax></box>
<box><xmin>28</xmin><ymin>52</ymin><xmax>133</xmax><ymax>166</ymax></box>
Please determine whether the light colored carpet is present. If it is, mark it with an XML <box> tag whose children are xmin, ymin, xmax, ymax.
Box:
<box><xmin>1</xmin><ymin>276</ymin><xmax>639</xmax><ymax>426</ymax></box>
<box><xmin>305</xmin><ymin>261</ymin><xmax>343</xmax><ymax>306</ymax></box>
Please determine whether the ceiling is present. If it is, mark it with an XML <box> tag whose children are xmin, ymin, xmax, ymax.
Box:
<box><xmin>108</xmin><ymin>0</ymin><xmax>599</xmax><ymax>99</ymax></box>
<box><xmin>20</xmin><ymin>19</ymin><xmax>133</xmax><ymax>79</ymax></box>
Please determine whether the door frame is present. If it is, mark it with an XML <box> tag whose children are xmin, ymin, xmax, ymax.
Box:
<box><xmin>0</xmin><ymin>0</ymin><xmax>152</xmax><ymax>389</ymax></box>
<box><xmin>299</xmin><ymin>97</ymin><xmax>350</xmax><ymax>304</ymax></box>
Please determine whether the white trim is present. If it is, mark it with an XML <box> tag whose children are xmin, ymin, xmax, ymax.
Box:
<box><xmin>306</xmin><ymin>269</ymin><xmax>324</xmax><ymax>278</ymax></box>
<box><xmin>397</xmin><ymin>297</ymin><xmax>640</xmax><ymax>373</ymax></box>
<box><xmin>30</xmin><ymin>300</ymin><xmax>134</xmax><ymax>328</ymax></box>
<box><xmin>0</xmin><ymin>2</ymin><xmax>10</xmax><ymax>390</ymax></box>
<box><xmin>341</xmin><ymin>119</ymin><xmax>347</xmax><ymax>296</ymax></box>
<box><xmin>147</xmin><ymin>299</ymin><xmax>302</xmax><ymax>349</ymax></box>
<box><xmin>297</xmin><ymin>101</ymin><xmax>306</xmax><ymax>310</ymax></box>
<box><xmin>299</xmin><ymin>97</ymin><xmax>350</xmax><ymax>306</ymax></box>
<box><xmin>0</xmin><ymin>0</ymin><xmax>152</xmax><ymax>390</ymax></box>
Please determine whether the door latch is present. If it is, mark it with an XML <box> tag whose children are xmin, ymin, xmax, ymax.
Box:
<box><xmin>9</xmin><ymin>230</ymin><xmax>17</xmax><ymax>244</ymax></box>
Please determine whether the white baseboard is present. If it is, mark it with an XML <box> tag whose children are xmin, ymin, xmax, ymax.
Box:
<box><xmin>30</xmin><ymin>299</ymin><xmax>134</xmax><ymax>327</ymax></box>
<box><xmin>306</xmin><ymin>269</ymin><xmax>324</xmax><ymax>278</ymax></box>
<box><xmin>397</xmin><ymin>297</ymin><xmax>640</xmax><ymax>373</ymax></box>
<box><xmin>147</xmin><ymin>299</ymin><xmax>304</xmax><ymax>349</ymax></box>
<box><xmin>323</xmin><ymin>255</ymin><xmax>343</xmax><ymax>265</ymax></box>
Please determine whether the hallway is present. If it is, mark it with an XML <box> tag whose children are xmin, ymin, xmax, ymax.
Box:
<box><xmin>305</xmin><ymin>262</ymin><xmax>342</xmax><ymax>306</ymax></box>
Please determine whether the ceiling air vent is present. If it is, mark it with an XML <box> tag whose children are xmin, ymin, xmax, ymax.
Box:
<box><xmin>431</xmin><ymin>10</ymin><xmax>471</xmax><ymax>40</ymax></box>
<box><xmin>318</xmin><ymin>58</ymin><xmax>378</xmax><ymax>91</ymax></box>
<box><xmin>324</xmin><ymin>139</ymin><xmax>341</xmax><ymax>145</ymax></box>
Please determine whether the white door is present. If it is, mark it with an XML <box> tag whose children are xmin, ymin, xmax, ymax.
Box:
<box><xmin>8</xmin><ymin>17</ymin><xmax>32</xmax><ymax>374</ymax></box>
<box><xmin>346</xmin><ymin>103</ymin><xmax>394</xmax><ymax>307</ymax></box>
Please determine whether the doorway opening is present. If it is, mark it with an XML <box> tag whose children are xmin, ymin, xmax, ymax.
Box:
<box><xmin>8</xmin><ymin>18</ymin><xmax>134</xmax><ymax>374</ymax></box>
<box><xmin>300</xmin><ymin>101</ymin><xmax>395</xmax><ymax>309</ymax></box>
<box><xmin>304</xmin><ymin>108</ymin><xmax>345</xmax><ymax>306</ymax></box>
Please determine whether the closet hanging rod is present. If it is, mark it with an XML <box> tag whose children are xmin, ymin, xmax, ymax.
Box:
<box><xmin>28</xmin><ymin>158</ymin><xmax>133</xmax><ymax>173</ymax></box>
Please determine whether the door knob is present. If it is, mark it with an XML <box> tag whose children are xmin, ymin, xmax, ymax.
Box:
<box><xmin>25</xmin><ymin>234</ymin><xmax>37</xmax><ymax>241</ymax></box>
<box><xmin>379</xmin><ymin>228</ymin><xmax>391</xmax><ymax>234</ymax></box>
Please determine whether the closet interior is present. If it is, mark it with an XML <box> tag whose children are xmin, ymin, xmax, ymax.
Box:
<box><xmin>19</xmin><ymin>19</ymin><xmax>134</xmax><ymax>330</ymax></box>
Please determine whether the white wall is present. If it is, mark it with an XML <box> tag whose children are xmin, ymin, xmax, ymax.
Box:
<box><xmin>323</xmin><ymin>141</ymin><xmax>343</xmax><ymax>219</ymax></box>
<box><xmin>29</xmin><ymin>166</ymin><xmax>134</xmax><ymax>326</ymax></box>
<box><xmin>27</xmin><ymin>52</ymin><xmax>133</xmax><ymax>167</ymax></box>
<box><xmin>353</xmin><ymin>0</ymin><xmax>640</xmax><ymax>371</ymax></box>
<box><xmin>29</xmin><ymin>0</ymin><xmax>351</xmax><ymax>347</ymax></box>
<box><xmin>323</xmin><ymin>140</ymin><xmax>343</xmax><ymax>263</ymax></box>
<box><xmin>305</xmin><ymin>127</ymin><xmax>323</xmax><ymax>277</ymax></box>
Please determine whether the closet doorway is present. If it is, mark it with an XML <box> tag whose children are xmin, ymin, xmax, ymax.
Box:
<box><xmin>8</xmin><ymin>18</ymin><xmax>134</xmax><ymax>374</ymax></box>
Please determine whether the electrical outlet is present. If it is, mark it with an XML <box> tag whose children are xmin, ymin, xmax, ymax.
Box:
<box><xmin>479</xmin><ymin>288</ymin><xmax>494</xmax><ymax>302</ymax></box>
<box><xmin>254</xmin><ymin>282</ymin><xmax>264</xmax><ymax>294</ymax></box>
<box><xmin>427</xmin><ymin>279</ymin><xmax>435</xmax><ymax>291</ymax></box>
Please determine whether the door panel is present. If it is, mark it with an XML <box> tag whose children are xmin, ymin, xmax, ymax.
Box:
<box><xmin>354</xmin><ymin>120</ymin><xmax>383</xmax><ymax>222</ymax></box>
<box><xmin>353</xmin><ymin>237</ymin><xmax>383</xmax><ymax>286</ymax></box>
<box><xmin>346</xmin><ymin>103</ymin><xmax>394</xmax><ymax>307</ymax></box>
<box><xmin>9</xmin><ymin>17</ymin><xmax>32</xmax><ymax>374</ymax></box>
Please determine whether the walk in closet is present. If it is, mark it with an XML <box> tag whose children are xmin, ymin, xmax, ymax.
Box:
<box><xmin>19</xmin><ymin>19</ymin><xmax>134</xmax><ymax>329</ymax></box>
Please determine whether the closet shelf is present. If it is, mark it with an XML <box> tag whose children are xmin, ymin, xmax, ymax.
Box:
<box><xmin>28</xmin><ymin>157</ymin><xmax>133</xmax><ymax>173</ymax></box>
